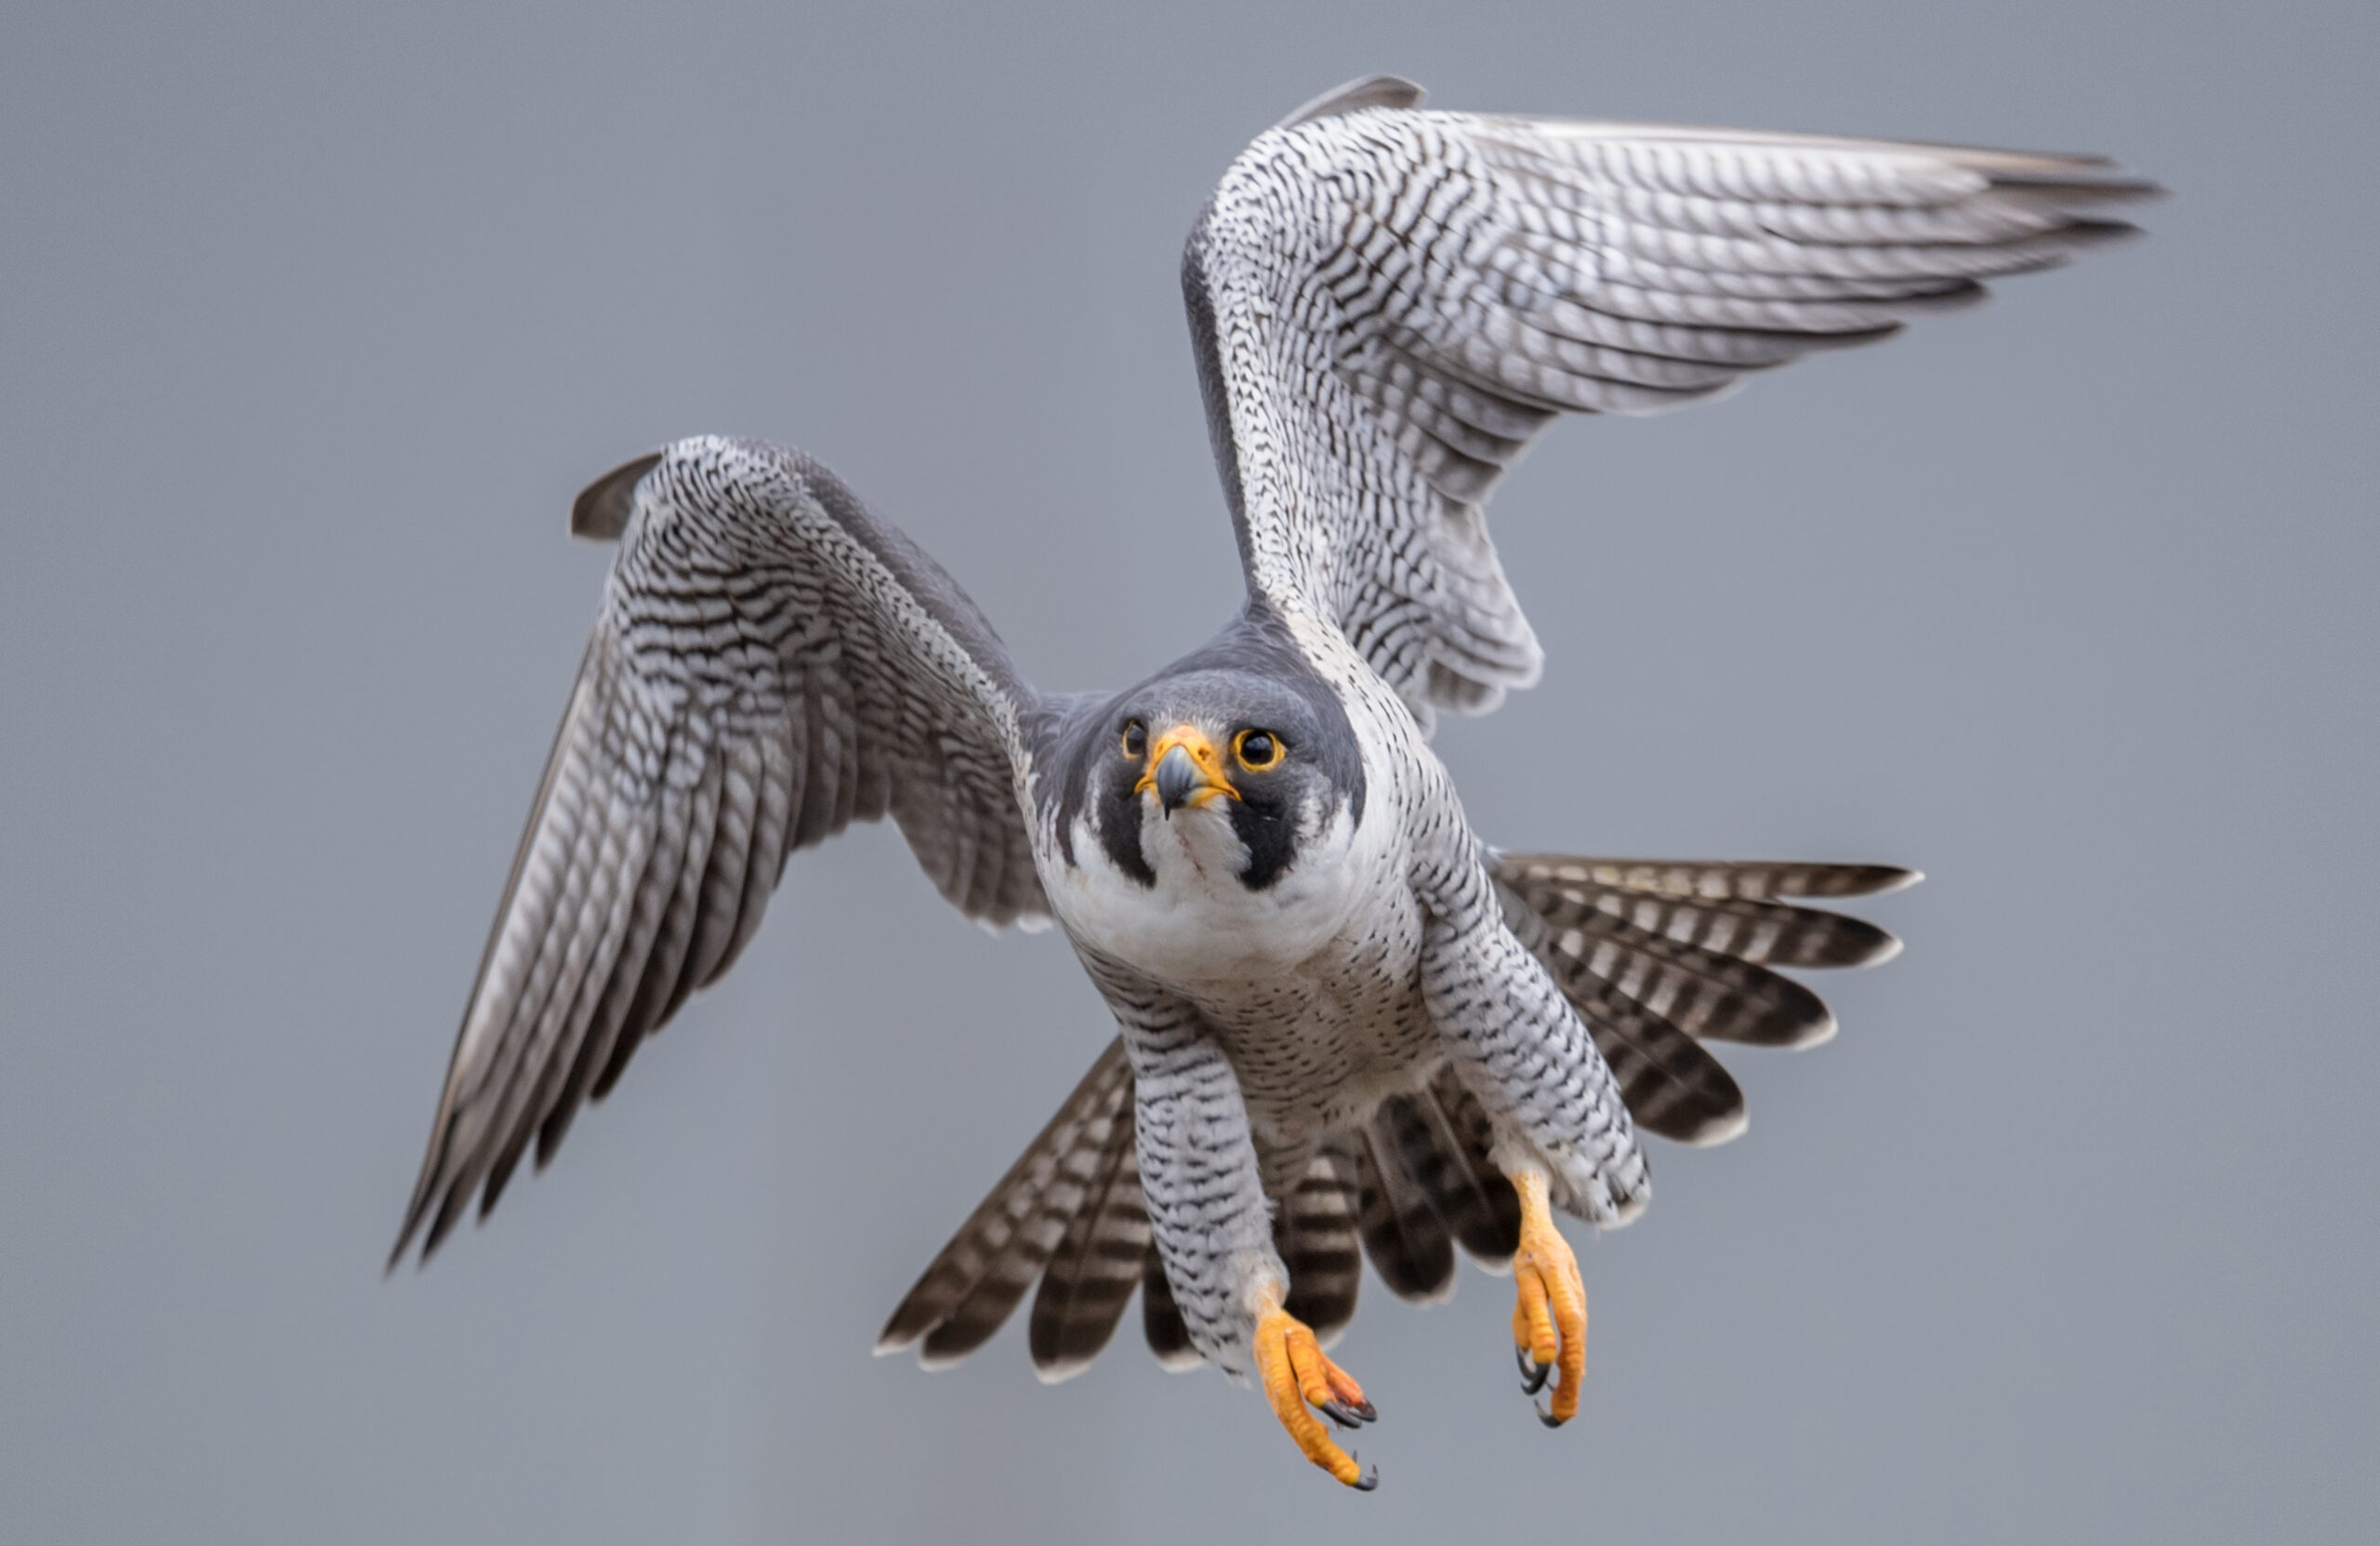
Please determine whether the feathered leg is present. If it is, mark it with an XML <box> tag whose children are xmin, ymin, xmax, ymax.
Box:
<box><xmin>1417</xmin><ymin>905</ymin><xmax>1648</xmax><ymax>1231</ymax></box>
<box><xmin>1113</xmin><ymin>976</ymin><xmax>1381</xmax><ymax>1490</ymax></box>
<box><xmin>1416</xmin><ymin>858</ymin><xmax>1646</xmax><ymax>1432</ymax></box>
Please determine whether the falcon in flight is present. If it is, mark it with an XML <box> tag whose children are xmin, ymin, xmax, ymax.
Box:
<box><xmin>392</xmin><ymin>76</ymin><xmax>2153</xmax><ymax>1488</ymax></box>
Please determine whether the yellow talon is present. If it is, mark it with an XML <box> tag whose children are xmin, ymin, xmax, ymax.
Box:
<box><xmin>1252</xmin><ymin>1287</ymin><xmax>1379</xmax><ymax>1489</ymax></box>
<box><xmin>1510</xmin><ymin>1169</ymin><xmax>1588</xmax><ymax>1426</ymax></box>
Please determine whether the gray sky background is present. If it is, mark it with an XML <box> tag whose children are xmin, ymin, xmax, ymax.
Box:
<box><xmin>4</xmin><ymin>3</ymin><xmax>2373</xmax><ymax>1542</ymax></box>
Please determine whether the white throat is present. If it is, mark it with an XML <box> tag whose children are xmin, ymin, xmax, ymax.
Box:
<box><xmin>1055</xmin><ymin>792</ymin><xmax>1372</xmax><ymax>988</ymax></box>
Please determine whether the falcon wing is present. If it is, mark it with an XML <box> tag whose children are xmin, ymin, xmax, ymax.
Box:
<box><xmin>1185</xmin><ymin>75</ymin><xmax>2156</xmax><ymax>721</ymax></box>
<box><xmin>391</xmin><ymin>436</ymin><xmax>1051</xmax><ymax>1264</ymax></box>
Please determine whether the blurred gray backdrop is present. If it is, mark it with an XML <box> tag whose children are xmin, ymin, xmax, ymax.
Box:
<box><xmin>4</xmin><ymin>3</ymin><xmax>2373</xmax><ymax>1542</ymax></box>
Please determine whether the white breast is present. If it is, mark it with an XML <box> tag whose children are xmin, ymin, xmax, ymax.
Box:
<box><xmin>1052</xmin><ymin>793</ymin><xmax>1391</xmax><ymax>987</ymax></box>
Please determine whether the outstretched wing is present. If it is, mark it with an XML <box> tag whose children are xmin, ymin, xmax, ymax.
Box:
<box><xmin>1185</xmin><ymin>75</ymin><xmax>2157</xmax><ymax>721</ymax></box>
<box><xmin>392</xmin><ymin>436</ymin><xmax>1050</xmax><ymax>1264</ymax></box>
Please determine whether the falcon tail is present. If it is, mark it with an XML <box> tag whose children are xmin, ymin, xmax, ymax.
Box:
<box><xmin>1492</xmin><ymin>853</ymin><xmax>1919</xmax><ymax>1147</ymax></box>
<box><xmin>876</xmin><ymin>854</ymin><xmax>1915</xmax><ymax>1379</ymax></box>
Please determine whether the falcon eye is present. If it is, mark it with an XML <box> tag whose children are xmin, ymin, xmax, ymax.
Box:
<box><xmin>1233</xmin><ymin>729</ymin><xmax>1284</xmax><ymax>771</ymax></box>
<box><xmin>1120</xmin><ymin>720</ymin><xmax>1147</xmax><ymax>760</ymax></box>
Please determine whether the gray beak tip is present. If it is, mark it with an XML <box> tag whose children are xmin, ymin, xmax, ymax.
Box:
<box><xmin>1154</xmin><ymin>744</ymin><xmax>1199</xmax><ymax>815</ymax></box>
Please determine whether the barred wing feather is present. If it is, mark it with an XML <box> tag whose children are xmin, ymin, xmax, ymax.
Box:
<box><xmin>390</xmin><ymin>438</ymin><xmax>1051</xmax><ymax>1265</ymax></box>
<box><xmin>1185</xmin><ymin>75</ymin><xmax>2155</xmax><ymax>720</ymax></box>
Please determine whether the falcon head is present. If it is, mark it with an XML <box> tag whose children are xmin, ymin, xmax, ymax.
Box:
<box><xmin>1089</xmin><ymin>667</ymin><xmax>1364</xmax><ymax>894</ymax></box>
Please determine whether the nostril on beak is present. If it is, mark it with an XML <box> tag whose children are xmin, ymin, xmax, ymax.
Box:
<box><xmin>1154</xmin><ymin>744</ymin><xmax>1199</xmax><ymax>816</ymax></box>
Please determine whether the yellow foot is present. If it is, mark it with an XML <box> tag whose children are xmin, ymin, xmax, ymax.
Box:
<box><xmin>1509</xmin><ymin>1169</ymin><xmax>1588</xmax><ymax>1427</ymax></box>
<box><xmin>1252</xmin><ymin>1288</ymin><xmax>1379</xmax><ymax>1490</ymax></box>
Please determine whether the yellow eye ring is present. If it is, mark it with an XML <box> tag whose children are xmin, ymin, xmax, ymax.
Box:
<box><xmin>1232</xmin><ymin>729</ymin><xmax>1284</xmax><ymax>771</ymax></box>
<box><xmin>1120</xmin><ymin>720</ymin><xmax>1147</xmax><ymax>760</ymax></box>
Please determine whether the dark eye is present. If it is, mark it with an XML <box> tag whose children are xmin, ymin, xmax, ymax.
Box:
<box><xmin>1120</xmin><ymin>720</ymin><xmax>1146</xmax><ymax>759</ymax></box>
<box><xmin>1233</xmin><ymin>729</ymin><xmax>1283</xmax><ymax>771</ymax></box>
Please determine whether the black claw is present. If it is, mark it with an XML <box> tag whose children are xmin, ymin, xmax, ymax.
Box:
<box><xmin>1319</xmin><ymin>1396</ymin><xmax>1379</xmax><ymax>1430</ymax></box>
<box><xmin>1515</xmin><ymin>1346</ymin><xmax>1553</xmax><ymax>1396</ymax></box>
<box><xmin>1535</xmin><ymin>1399</ymin><xmax>1567</xmax><ymax>1429</ymax></box>
<box><xmin>1350</xmin><ymin>1456</ymin><xmax>1380</xmax><ymax>1492</ymax></box>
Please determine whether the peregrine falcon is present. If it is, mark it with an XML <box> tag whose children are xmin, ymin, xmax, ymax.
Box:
<box><xmin>391</xmin><ymin>76</ymin><xmax>2154</xmax><ymax>1488</ymax></box>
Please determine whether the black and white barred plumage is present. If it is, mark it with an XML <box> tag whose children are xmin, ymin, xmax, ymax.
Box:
<box><xmin>391</xmin><ymin>75</ymin><xmax>2148</xmax><ymax>1404</ymax></box>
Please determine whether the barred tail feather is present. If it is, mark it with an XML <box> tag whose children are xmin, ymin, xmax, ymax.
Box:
<box><xmin>1376</xmin><ymin>1086</ymin><xmax>1521</xmax><ymax>1264</ymax></box>
<box><xmin>1502</xmin><ymin>882</ymin><xmax>1748</xmax><ymax>1143</ymax></box>
<box><xmin>1275</xmin><ymin>1147</ymin><xmax>1364</xmax><ymax>1346</ymax></box>
<box><xmin>1492</xmin><ymin>851</ymin><xmax>1917</xmax><ymax>1144</ymax></box>
<box><xmin>1355</xmin><ymin>1118</ymin><xmax>1459</xmax><ymax>1303</ymax></box>
<box><xmin>1141</xmin><ymin>1249</ymin><xmax>1200</xmax><ymax>1371</ymax></box>
<box><xmin>1027</xmin><ymin>1118</ymin><xmax>1152</xmax><ymax>1383</ymax></box>
<box><xmin>875</xmin><ymin>1040</ymin><xmax>1132</xmax><ymax>1363</ymax></box>
<box><xmin>1425</xmin><ymin>1069</ymin><xmax>1524</xmax><ymax>1268</ymax></box>
<box><xmin>1543</xmin><ymin>904</ymin><xmax>1842</xmax><ymax>1048</ymax></box>
<box><xmin>1496</xmin><ymin>854</ymin><xmax>1919</xmax><ymax>906</ymax></box>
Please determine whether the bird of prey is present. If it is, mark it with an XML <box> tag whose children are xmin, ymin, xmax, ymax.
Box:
<box><xmin>391</xmin><ymin>75</ymin><xmax>2153</xmax><ymax>1488</ymax></box>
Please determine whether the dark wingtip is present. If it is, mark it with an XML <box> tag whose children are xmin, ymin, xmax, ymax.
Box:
<box><xmin>1275</xmin><ymin>74</ymin><xmax>1426</xmax><ymax>132</ymax></box>
<box><xmin>419</xmin><ymin>1185</ymin><xmax>470</xmax><ymax>1261</ymax></box>
<box><xmin>570</xmin><ymin>452</ymin><xmax>663</xmax><ymax>541</ymax></box>
<box><xmin>385</xmin><ymin>1169</ymin><xmax>439</xmax><ymax>1275</ymax></box>
<box><xmin>386</xmin><ymin>1209</ymin><xmax>438</xmax><ymax>1275</ymax></box>
<box><xmin>2061</xmin><ymin>218</ymin><xmax>2149</xmax><ymax>249</ymax></box>
<box><xmin>1995</xmin><ymin>169</ymin><xmax>2168</xmax><ymax>205</ymax></box>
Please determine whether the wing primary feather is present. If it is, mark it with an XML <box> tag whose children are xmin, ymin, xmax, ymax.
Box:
<box><xmin>588</xmin><ymin>747</ymin><xmax>725</xmax><ymax>1102</ymax></box>
<box><xmin>705</xmin><ymin>727</ymin><xmax>795</xmax><ymax>989</ymax></box>
<box><xmin>479</xmin><ymin>808</ymin><xmax>660</xmax><ymax>1216</ymax></box>
<box><xmin>454</xmin><ymin>711</ymin><xmax>607</xmax><ymax>1179</ymax></box>
<box><xmin>659</xmin><ymin>733</ymin><xmax>761</xmax><ymax>1020</ymax></box>
<box><xmin>790</xmin><ymin>669</ymin><xmax>839</xmax><ymax>851</ymax></box>
<box><xmin>389</xmin><ymin>637</ymin><xmax>609</xmax><ymax>1268</ymax></box>
<box><xmin>533</xmin><ymin>792</ymin><xmax>690</xmax><ymax>1169</ymax></box>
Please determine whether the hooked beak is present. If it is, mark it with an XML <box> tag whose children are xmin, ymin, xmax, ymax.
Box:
<box><xmin>1134</xmin><ymin>726</ymin><xmax>1238</xmax><ymax>817</ymax></box>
